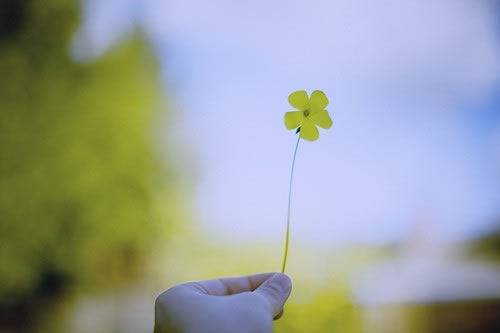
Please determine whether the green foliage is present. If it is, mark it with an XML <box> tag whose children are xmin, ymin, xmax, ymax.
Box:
<box><xmin>0</xmin><ymin>0</ymin><xmax>170</xmax><ymax>305</ymax></box>
<box><xmin>469</xmin><ymin>231</ymin><xmax>500</xmax><ymax>262</ymax></box>
<box><xmin>275</xmin><ymin>288</ymin><xmax>362</xmax><ymax>333</ymax></box>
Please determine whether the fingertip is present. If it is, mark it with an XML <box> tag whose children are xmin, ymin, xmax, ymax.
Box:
<box><xmin>274</xmin><ymin>308</ymin><xmax>284</xmax><ymax>320</ymax></box>
<box><xmin>255</xmin><ymin>272</ymin><xmax>293</xmax><ymax>318</ymax></box>
<box><xmin>270</xmin><ymin>273</ymin><xmax>293</xmax><ymax>295</ymax></box>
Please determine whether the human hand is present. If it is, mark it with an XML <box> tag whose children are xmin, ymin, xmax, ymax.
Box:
<box><xmin>154</xmin><ymin>272</ymin><xmax>292</xmax><ymax>333</ymax></box>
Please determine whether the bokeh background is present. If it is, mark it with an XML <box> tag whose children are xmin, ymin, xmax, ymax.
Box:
<box><xmin>1</xmin><ymin>0</ymin><xmax>500</xmax><ymax>332</ymax></box>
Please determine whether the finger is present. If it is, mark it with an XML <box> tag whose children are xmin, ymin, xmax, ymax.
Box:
<box><xmin>182</xmin><ymin>272</ymin><xmax>276</xmax><ymax>296</ymax></box>
<box><xmin>274</xmin><ymin>308</ymin><xmax>284</xmax><ymax>320</ymax></box>
<box><xmin>254</xmin><ymin>273</ymin><xmax>292</xmax><ymax>318</ymax></box>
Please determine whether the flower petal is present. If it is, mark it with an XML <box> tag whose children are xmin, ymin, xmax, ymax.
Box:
<box><xmin>300</xmin><ymin>118</ymin><xmax>319</xmax><ymax>141</ymax></box>
<box><xmin>310</xmin><ymin>110</ymin><xmax>333</xmax><ymax>129</ymax></box>
<box><xmin>309</xmin><ymin>90</ymin><xmax>329</xmax><ymax>112</ymax></box>
<box><xmin>288</xmin><ymin>90</ymin><xmax>310</xmax><ymax>110</ymax></box>
<box><xmin>284</xmin><ymin>111</ymin><xmax>304</xmax><ymax>130</ymax></box>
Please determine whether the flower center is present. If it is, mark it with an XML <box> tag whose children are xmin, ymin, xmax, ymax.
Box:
<box><xmin>303</xmin><ymin>110</ymin><xmax>310</xmax><ymax>117</ymax></box>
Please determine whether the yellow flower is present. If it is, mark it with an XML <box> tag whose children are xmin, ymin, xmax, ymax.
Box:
<box><xmin>284</xmin><ymin>90</ymin><xmax>333</xmax><ymax>141</ymax></box>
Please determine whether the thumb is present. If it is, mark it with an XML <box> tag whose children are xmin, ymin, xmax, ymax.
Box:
<box><xmin>253</xmin><ymin>273</ymin><xmax>292</xmax><ymax>318</ymax></box>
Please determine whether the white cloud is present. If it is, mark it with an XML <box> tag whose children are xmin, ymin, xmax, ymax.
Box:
<box><xmin>144</xmin><ymin>0</ymin><xmax>500</xmax><ymax>101</ymax></box>
<box><xmin>78</xmin><ymin>0</ymin><xmax>500</xmax><ymax>244</ymax></box>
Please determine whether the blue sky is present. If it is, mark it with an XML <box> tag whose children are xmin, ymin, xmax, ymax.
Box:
<box><xmin>73</xmin><ymin>0</ymin><xmax>500</xmax><ymax>245</ymax></box>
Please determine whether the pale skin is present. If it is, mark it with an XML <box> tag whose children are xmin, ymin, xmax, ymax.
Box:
<box><xmin>154</xmin><ymin>272</ymin><xmax>292</xmax><ymax>333</ymax></box>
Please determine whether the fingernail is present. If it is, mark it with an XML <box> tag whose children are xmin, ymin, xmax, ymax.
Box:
<box><xmin>269</xmin><ymin>273</ymin><xmax>292</xmax><ymax>294</ymax></box>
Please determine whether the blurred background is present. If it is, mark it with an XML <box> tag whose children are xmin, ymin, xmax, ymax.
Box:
<box><xmin>1</xmin><ymin>0</ymin><xmax>500</xmax><ymax>332</ymax></box>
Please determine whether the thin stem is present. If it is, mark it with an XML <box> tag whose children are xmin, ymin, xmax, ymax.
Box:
<box><xmin>281</xmin><ymin>133</ymin><xmax>301</xmax><ymax>273</ymax></box>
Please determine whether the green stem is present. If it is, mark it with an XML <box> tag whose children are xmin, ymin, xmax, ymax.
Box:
<box><xmin>281</xmin><ymin>133</ymin><xmax>301</xmax><ymax>273</ymax></box>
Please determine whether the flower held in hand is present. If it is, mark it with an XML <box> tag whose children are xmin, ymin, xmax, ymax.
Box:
<box><xmin>281</xmin><ymin>90</ymin><xmax>333</xmax><ymax>273</ymax></box>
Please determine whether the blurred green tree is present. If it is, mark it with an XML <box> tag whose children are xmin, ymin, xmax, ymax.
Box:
<box><xmin>275</xmin><ymin>288</ymin><xmax>362</xmax><ymax>333</ymax></box>
<box><xmin>470</xmin><ymin>226</ymin><xmax>500</xmax><ymax>261</ymax></box>
<box><xmin>0</xmin><ymin>0</ymin><xmax>172</xmax><ymax>314</ymax></box>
